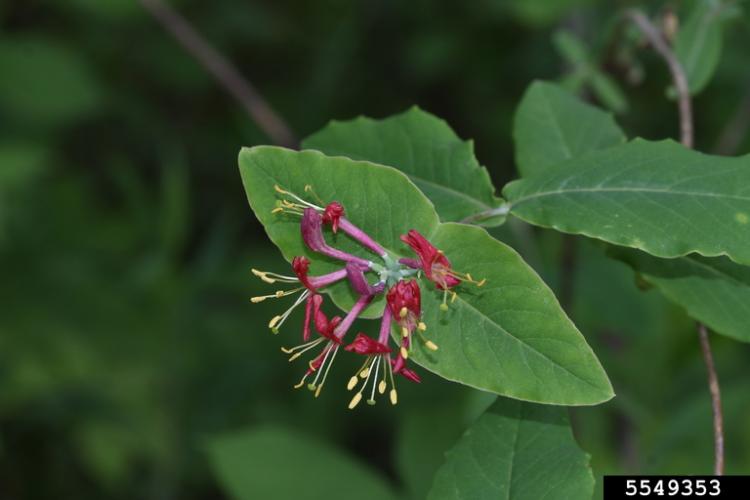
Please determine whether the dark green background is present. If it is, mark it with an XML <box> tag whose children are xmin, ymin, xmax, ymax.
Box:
<box><xmin>1</xmin><ymin>1</ymin><xmax>749</xmax><ymax>499</ymax></box>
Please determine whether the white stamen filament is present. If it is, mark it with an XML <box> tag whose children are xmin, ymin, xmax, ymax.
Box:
<box><xmin>271</xmin><ymin>289</ymin><xmax>310</xmax><ymax>332</ymax></box>
<box><xmin>368</xmin><ymin>355</ymin><xmax>381</xmax><ymax>403</ymax></box>
<box><xmin>310</xmin><ymin>343</ymin><xmax>334</xmax><ymax>389</ymax></box>
<box><xmin>315</xmin><ymin>345</ymin><xmax>339</xmax><ymax>397</ymax></box>
<box><xmin>252</xmin><ymin>268</ymin><xmax>299</xmax><ymax>284</ymax></box>
<box><xmin>274</xmin><ymin>185</ymin><xmax>323</xmax><ymax>211</ymax></box>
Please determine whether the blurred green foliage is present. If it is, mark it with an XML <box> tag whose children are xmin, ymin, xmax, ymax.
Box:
<box><xmin>2</xmin><ymin>1</ymin><xmax>750</xmax><ymax>499</ymax></box>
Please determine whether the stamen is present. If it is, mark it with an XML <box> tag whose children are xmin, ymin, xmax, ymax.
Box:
<box><xmin>445</xmin><ymin>269</ymin><xmax>487</xmax><ymax>287</ymax></box>
<box><xmin>378</xmin><ymin>356</ymin><xmax>387</xmax><ymax>394</ymax></box>
<box><xmin>400</xmin><ymin>346</ymin><xmax>409</xmax><ymax>359</ymax></box>
<box><xmin>348</xmin><ymin>392</ymin><xmax>362</xmax><ymax>409</ymax></box>
<box><xmin>304</xmin><ymin>184</ymin><xmax>325</xmax><ymax>206</ymax></box>
<box><xmin>251</xmin><ymin>268</ymin><xmax>299</xmax><ymax>284</ymax></box>
<box><xmin>425</xmin><ymin>340</ymin><xmax>439</xmax><ymax>351</ymax></box>
<box><xmin>378</xmin><ymin>380</ymin><xmax>387</xmax><ymax>394</ymax></box>
<box><xmin>315</xmin><ymin>345</ymin><xmax>339</xmax><ymax>398</ymax></box>
<box><xmin>367</xmin><ymin>356</ymin><xmax>381</xmax><ymax>405</ymax></box>
<box><xmin>401</xmin><ymin>327</ymin><xmax>409</xmax><ymax>338</ymax></box>
<box><xmin>268</xmin><ymin>289</ymin><xmax>310</xmax><ymax>333</ymax></box>
<box><xmin>387</xmin><ymin>357</ymin><xmax>397</xmax><ymax>405</ymax></box>
<box><xmin>399</xmin><ymin>307</ymin><xmax>408</xmax><ymax>318</ymax></box>
<box><xmin>347</xmin><ymin>376</ymin><xmax>359</xmax><ymax>391</ymax></box>
<box><xmin>274</xmin><ymin>184</ymin><xmax>323</xmax><ymax>211</ymax></box>
<box><xmin>268</xmin><ymin>316</ymin><xmax>282</xmax><ymax>329</ymax></box>
<box><xmin>309</xmin><ymin>344</ymin><xmax>333</xmax><ymax>390</ymax></box>
<box><xmin>294</xmin><ymin>371</ymin><xmax>311</xmax><ymax>389</ymax></box>
<box><xmin>281</xmin><ymin>337</ymin><xmax>324</xmax><ymax>354</ymax></box>
<box><xmin>418</xmin><ymin>322</ymin><xmax>427</xmax><ymax>331</ymax></box>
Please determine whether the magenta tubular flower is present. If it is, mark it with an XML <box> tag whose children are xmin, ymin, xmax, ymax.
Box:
<box><xmin>400</xmin><ymin>229</ymin><xmax>485</xmax><ymax>310</ymax></box>
<box><xmin>302</xmin><ymin>208</ymin><xmax>372</xmax><ymax>267</ymax></box>
<box><xmin>346</xmin><ymin>262</ymin><xmax>385</xmax><ymax>296</ymax></box>
<box><xmin>400</xmin><ymin>229</ymin><xmax>461</xmax><ymax>289</ymax></box>
<box><xmin>322</xmin><ymin>202</ymin><xmax>344</xmax><ymax>233</ymax></box>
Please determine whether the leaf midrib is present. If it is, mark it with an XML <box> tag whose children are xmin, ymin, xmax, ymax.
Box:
<box><xmin>510</xmin><ymin>185</ymin><xmax>750</xmax><ymax>208</ymax></box>
<box><xmin>451</xmin><ymin>290</ymin><xmax>609</xmax><ymax>396</ymax></box>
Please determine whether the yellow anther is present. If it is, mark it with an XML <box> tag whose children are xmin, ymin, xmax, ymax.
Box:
<box><xmin>400</xmin><ymin>347</ymin><xmax>409</xmax><ymax>359</ymax></box>
<box><xmin>400</xmin><ymin>307</ymin><xmax>408</xmax><ymax>318</ymax></box>
<box><xmin>251</xmin><ymin>269</ymin><xmax>276</xmax><ymax>284</ymax></box>
<box><xmin>315</xmin><ymin>386</ymin><xmax>322</xmax><ymax>398</ymax></box>
<box><xmin>348</xmin><ymin>392</ymin><xmax>363</xmax><ymax>409</ymax></box>
<box><xmin>293</xmin><ymin>381</ymin><xmax>305</xmax><ymax>389</ymax></box>
<box><xmin>378</xmin><ymin>380</ymin><xmax>387</xmax><ymax>394</ymax></box>
<box><xmin>476</xmin><ymin>279</ymin><xmax>487</xmax><ymax>287</ymax></box>
<box><xmin>251</xmin><ymin>296</ymin><xmax>267</xmax><ymax>303</ymax></box>
<box><xmin>466</xmin><ymin>273</ymin><xmax>473</xmax><ymax>281</ymax></box>
<box><xmin>275</xmin><ymin>290</ymin><xmax>285</xmax><ymax>298</ymax></box>
<box><xmin>390</xmin><ymin>389</ymin><xmax>398</xmax><ymax>405</ymax></box>
<box><xmin>451</xmin><ymin>292</ymin><xmax>458</xmax><ymax>303</ymax></box>
<box><xmin>271</xmin><ymin>207</ymin><xmax>284</xmax><ymax>214</ymax></box>
<box><xmin>280</xmin><ymin>346</ymin><xmax>293</xmax><ymax>354</ymax></box>
<box><xmin>401</xmin><ymin>327</ymin><xmax>409</xmax><ymax>338</ymax></box>
<box><xmin>274</xmin><ymin>184</ymin><xmax>287</xmax><ymax>194</ymax></box>
<box><xmin>425</xmin><ymin>340</ymin><xmax>439</xmax><ymax>351</ymax></box>
<box><xmin>418</xmin><ymin>322</ymin><xmax>427</xmax><ymax>331</ymax></box>
<box><xmin>288</xmin><ymin>353</ymin><xmax>302</xmax><ymax>362</ymax></box>
<box><xmin>359</xmin><ymin>368</ymin><xmax>369</xmax><ymax>378</ymax></box>
<box><xmin>347</xmin><ymin>376</ymin><xmax>359</xmax><ymax>391</ymax></box>
<box><xmin>268</xmin><ymin>315</ymin><xmax>282</xmax><ymax>329</ymax></box>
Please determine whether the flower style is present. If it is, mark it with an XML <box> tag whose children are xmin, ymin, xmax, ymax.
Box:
<box><xmin>251</xmin><ymin>185</ymin><xmax>484</xmax><ymax>408</ymax></box>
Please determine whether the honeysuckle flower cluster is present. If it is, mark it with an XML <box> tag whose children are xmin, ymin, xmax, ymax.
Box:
<box><xmin>251</xmin><ymin>185</ymin><xmax>485</xmax><ymax>409</ymax></box>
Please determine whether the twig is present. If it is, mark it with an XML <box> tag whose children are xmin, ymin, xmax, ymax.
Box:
<box><xmin>697</xmin><ymin>323</ymin><xmax>725</xmax><ymax>475</ymax></box>
<box><xmin>624</xmin><ymin>9</ymin><xmax>693</xmax><ymax>148</ymax></box>
<box><xmin>626</xmin><ymin>9</ymin><xmax>724</xmax><ymax>475</ymax></box>
<box><xmin>138</xmin><ymin>0</ymin><xmax>297</xmax><ymax>148</ymax></box>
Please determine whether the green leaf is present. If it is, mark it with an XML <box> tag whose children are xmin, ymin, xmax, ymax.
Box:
<box><xmin>513</xmin><ymin>81</ymin><xmax>625</xmax><ymax>177</ymax></box>
<box><xmin>674</xmin><ymin>0</ymin><xmax>725</xmax><ymax>95</ymax></box>
<box><xmin>611</xmin><ymin>248</ymin><xmax>750</xmax><ymax>343</ymax></box>
<box><xmin>504</xmin><ymin>138</ymin><xmax>750</xmax><ymax>265</ymax></box>
<box><xmin>207</xmin><ymin>426</ymin><xmax>398</xmax><ymax>500</ymax></box>
<box><xmin>428</xmin><ymin>398</ymin><xmax>595</xmax><ymax>500</ymax></box>
<box><xmin>240</xmin><ymin>146</ymin><xmax>613</xmax><ymax>404</ymax></box>
<box><xmin>412</xmin><ymin>223</ymin><xmax>613</xmax><ymax>405</ymax></box>
<box><xmin>302</xmin><ymin>107</ymin><xmax>503</xmax><ymax>226</ymax></box>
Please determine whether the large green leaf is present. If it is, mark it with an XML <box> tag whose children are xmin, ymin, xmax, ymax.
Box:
<box><xmin>504</xmin><ymin>139</ymin><xmax>750</xmax><ymax>265</ymax></box>
<box><xmin>302</xmin><ymin>107</ymin><xmax>503</xmax><ymax>225</ymax></box>
<box><xmin>428</xmin><ymin>398</ymin><xmax>595</xmax><ymax>500</ymax></box>
<box><xmin>513</xmin><ymin>81</ymin><xmax>625</xmax><ymax>177</ymax></box>
<box><xmin>674</xmin><ymin>0</ymin><xmax>725</xmax><ymax>95</ymax></box>
<box><xmin>412</xmin><ymin>223</ymin><xmax>613</xmax><ymax>405</ymax></box>
<box><xmin>612</xmin><ymin>248</ymin><xmax>750</xmax><ymax>343</ymax></box>
<box><xmin>207</xmin><ymin>426</ymin><xmax>397</xmax><ymax>500</ymax></box>
<box><xmin>239</xmin><ymin>146</ymin><xmax>613</xmax><ymax>405</ymax></box>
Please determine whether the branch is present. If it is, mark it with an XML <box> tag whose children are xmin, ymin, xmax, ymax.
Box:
<box><xmin>624</xmin><ymin>9</ymin><xmax>693</xmax><ymax>148</ymax></box>
<box><xmin>138</xmin><ymin>0</ymin><xmax>297</xmax><ymax>148</ymax></box>
<box><xmin>697</xmin><ymin>323</ymin><xmax>725</xmax><ymax>475</ymax></box>
<box><xmin>626</xmin><ymin>9</ymin><xmax>724</xmax><ymax>475</ymax></box>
